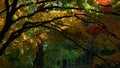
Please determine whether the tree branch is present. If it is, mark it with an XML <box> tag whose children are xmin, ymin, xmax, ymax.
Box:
<box><xmin>0</xmin><ymin>15</ymin><xmax>72</xmax><ymax>56</ymax></box>
<box><xmin>0</xmin><ymin>0</ymin><xmax>14</xmax><ymax>44</ymax></box>
<box><xmin>0</xmin><ymin>8</ymin><xmax>8</xmax><ymax>14</ymax></box>
<box><xmin>10</xmin><ymin>0</ymin><xmax>18</xmax><ymax>15</ymax></box>
<box><xmin>14</xmin><ymin>5</ymin><xmax>120</xmax><ymax>24</ymax></box>
<box><xmin>75</xmin><ymin>14</ymin><xmax>120</xmax><ymax>41</ymax></box>
<box><xmin>91</xmin><ymin>9</ymin><xmax>120</xmax><ymax>16</ymax></box>
<box><xmin>14</xmin><ymin>0</ymin><xmax>56</xmax><ymax>14</ymax></box>
<box><xmin>41</xmin><ymin>25</ymin><xmax>107</xmax><ymax>63</ymax></box>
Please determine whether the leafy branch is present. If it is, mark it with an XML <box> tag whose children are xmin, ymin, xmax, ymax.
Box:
<box><xmin>40</xmin><ymin>25</ymin><xmax>107</xmax><ymax>63</ymax></box>
<box><xmin>75</xmin><ymin>14</ymin><xmax>120</xmax><ymax>41</ymax></box>
<box><xmin>0</xmin><ymin>15</ymin><xmax>72</xmax><ymax>56</ymax></box>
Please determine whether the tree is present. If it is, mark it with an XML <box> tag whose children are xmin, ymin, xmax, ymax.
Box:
<box><xmin>0</xmin><ymin>0</ymin><xmax>120</xmax><ymax>68</ymax></box>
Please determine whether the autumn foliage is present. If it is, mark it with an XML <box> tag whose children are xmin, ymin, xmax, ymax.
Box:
<box><xmin>0</xmin><ymin>18</ymin><xmax>4</xmax><ymax>26</ymax></box>
<box><xmin>87</xmin><ymin>25</ymin><xmax>106</xmax><ymax>37</ymax></box>
<box><xmin>94</xmin><ymin>0</ymin><xmax>114</xmax><ymax>6</ymax></box>
<box><xmin>0</xmin><ymin>0</ymin><xmax>120</xmax><ymax>68</ymax></box>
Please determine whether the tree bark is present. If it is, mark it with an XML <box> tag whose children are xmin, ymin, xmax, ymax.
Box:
<box><xmin>33</xmin><ymin>40</ymin><xmax>44</xmax><ymax>68</ymax></box>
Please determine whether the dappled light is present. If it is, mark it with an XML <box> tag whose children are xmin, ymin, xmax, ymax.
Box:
<box><xmin>0</xmin><ymin>0</ymin><xmax>120</xmax><ymax>68</ymax></box>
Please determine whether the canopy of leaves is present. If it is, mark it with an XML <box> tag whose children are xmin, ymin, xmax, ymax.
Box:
<box><xmin>0</xmin><ymin>0</ymin><xmax>120</xmax><ymax>68</ymax></box>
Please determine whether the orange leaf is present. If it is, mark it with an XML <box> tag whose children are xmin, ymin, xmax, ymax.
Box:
<box><xmin>94</xmin><ymin>0</ymin><xmax>114</xmax><ymax>6</ymax></box>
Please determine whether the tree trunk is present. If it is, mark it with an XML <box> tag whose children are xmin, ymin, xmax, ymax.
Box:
<box><xmin>33</xmin><ymin>41</ymin><xmax>43</xmax><ymax>68</ymax></box>
<box><xmin>63</xmin><ymin>59</ymin><xmax>67</xmax><ymax>68</ymax></box>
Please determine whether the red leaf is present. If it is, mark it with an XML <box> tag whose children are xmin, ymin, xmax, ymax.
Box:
<box><xmin>94</xmin><ymin>0</ymin><xmax>114</xmax><ymax>6</ymax></box>
<box><xmin>87</xmin><ymin>25</ymin><xmax>106</xmax><ymax>37</ymax></box>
